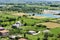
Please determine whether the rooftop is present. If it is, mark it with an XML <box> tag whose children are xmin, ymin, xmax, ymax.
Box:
<box><xmin>0</xmin><ymin>27</ymin><xmax>4</xmax><ymax>30</ymax></box>
<box><xmin>0</xmin><ymin>30</ymin><xmax>9</xmax><ymax>33</ymax></box>
<box><xmin>18</xmin><ymin>38</ymin><xmax>28</xmax><ymax>40</ymax></box>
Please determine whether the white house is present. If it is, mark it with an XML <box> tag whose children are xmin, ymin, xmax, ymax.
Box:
<box><xmin>9</xmin><ymin>35</ymin><xmax>22</xmax><ymax>40</ymax></box>
<box><xmin>12</xmin><ymin>21</ymin><xmax>23</xmax><ymax>28</ymax></box>
<box><xmin>9</xmin><ymin>35</ymin><xmax>16</xmax><ymax>39</ymax></box>
<box><xmin>28</xmin><ymin>31</ymin><xmax>36</xmax><ymax>34</ymax></box>
<box><xmin>43</xmin><ymin>29</ymin><xmax>50</xmax><ymax>33</ymax></box>
<box><xmin>28</xmin><ymin>30</ymin><xmax>41</xmax><ymax>35</ymax></box>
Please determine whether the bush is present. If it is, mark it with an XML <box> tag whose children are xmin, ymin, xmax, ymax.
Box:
<box><xmin>8</xmin><ymin>18</ymin><xmax>16</xmax><ymax>22</ymax></box>
<box><xmin>0</xmin><ymin>20</ymin><xmax>3</xmax><ymax>22</ymax></box>
<box><xmin>32</xmin><ymin>14</ymin><xmax>35</xmax><ymax>16</ymax></box>
<box><xmin>49</xmin><ymin>33</ymin><xmax>54</xmax><ymax>37</ymax></box>
<box><xmin>37</xmin><ymin>37</ymin><xmax>40</xmax><ymax>40</ymax></box>
<box><xmin>24</xmin><ymin>23</ymin><xmax>27</xmax><ymax>26</ymax></box>
<box><xmin>57</xmin><ymin>33</ymin><xmax>60</xmax><ymax>38</ymax></box>
<box><xmin>36</xmin><ymin>24</ymin><xmax>47</xmax><ymax>28</ymax></box>
<box><xmin>1</xmin><ymin>24</ymin><xmax>7</xmax><ymax>27</ymax></box>
<box><xmin>23</xmin><ymin>15</ymin><xmax>28</xmax><ymax>17</ymax></box>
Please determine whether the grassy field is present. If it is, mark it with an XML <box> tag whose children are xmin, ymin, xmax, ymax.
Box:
<box><xmin>0</xmin><ymin>11</ymin><xmax>60</xmax><ymax>40</ymax></box>
<box><xmin>39</xmin><ymin>22</ymin><xmax>60</xmax><ymax>28</ymax></box>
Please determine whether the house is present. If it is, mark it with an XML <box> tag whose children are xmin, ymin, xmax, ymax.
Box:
<box><xmin>9</xmin><ymin>35</ymin><xmax>22</xmax><ymax>40</ymax></box>
<box><xmin>12</xmin><ymin>24</ymin><xmax>20</xmax><ymax>28</ymax></box>
<box><xmin>18</xmin><ymin>37</ymin><xmax>28</xmax><ymax>40</ymax></box>
<box><xmin>12</xmin><ymin>21</ymin><xmax>23</xmax><ymax>28</ymax></box>
<box><xmin>43</xmin><ymin>29</ymin><xmax>50</xmax><ymax>33</ymax></box>
<box><xmin>27</xmin><ymin>30</ymin><xmax>41</xmax><ymax>35</ymax></box>
<box><xmin>9</xmin><ymin>35</ymin><xmax>17</xmax><ymax>40</ymax></box>
<box><xmin>0</xmin><ymin>27</ymin><xmax>4</xmax><ymax>30</ymax></box>
<box><xmin>16</xmin><ymin>21</ymin><xmax>21</xmax><ymax>25</ymax></box>
<box><xmin>0</xmin><ymin>27</ymin><xmax>9</xmax><ymax>36</ymax></box>
<box><xmin>28</xmin><ymin>31</ymin><xmax>36</xmax><ymax>34</ymax></box>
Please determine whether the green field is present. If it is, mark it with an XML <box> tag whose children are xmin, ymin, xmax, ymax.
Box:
<box><xmin>0</xmin><ymin>11</ymin><xmax>60</xmax><ymax>40</ymax></box>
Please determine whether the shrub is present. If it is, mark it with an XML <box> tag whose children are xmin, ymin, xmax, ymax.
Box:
<box><xmin>57</xmin><ymin>33</ymin><xmax>60</xmax><ymax>38</ymax></box>
<box><xmin>24</xmin><ymin>23</ymin><xmax>27</xmax><ymax>26</ymax></box>
<box><xmin>37</xmin><ymin>37</ymin><xmax>40</xmax><ymax>40</ymax></box>
<box><xmin>32</xmin><ymin>14</ymin><xmax>35</xmax><ymax>16</ymax></box>
<box><xmin>36</xmin><ymin>24</ymin><xmax>47</xmax><ymax>28</ymax></box>
<box><xmin>1</xmin><ymin>24</ymin><xmax>7</xmax><ymax>27</ymax></box>
<box><xmin>49</xmin><ymin>33</ymin><xmax>54</xmax><ymax>37</ymax></box>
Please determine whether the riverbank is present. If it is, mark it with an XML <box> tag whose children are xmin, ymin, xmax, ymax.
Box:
<box><xmin>12</xmin><ymin>12</ymin><xmax>29</xmax><ymax>16</ymax></box>
<box><xmin>12</xmin><ymin>12</ymin><xmax>46</xmax><ymax>19</ymax></box>
<box><xmin>30</xmin><ymin>16</ymin><xmax>46</xmax><ymax>19</ymax></box>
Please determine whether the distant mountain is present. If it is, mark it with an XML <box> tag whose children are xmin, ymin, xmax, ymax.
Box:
<box><xmin>0</xmin><ymin>0</ymin><xmax>60</xmax><ymax>3</ymax></box>
<box><xmin>0</xmin><ymin>0</ymin><xmax>41</xmax><ymax>3</ymax></box>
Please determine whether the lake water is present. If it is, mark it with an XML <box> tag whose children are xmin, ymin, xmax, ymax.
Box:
<box><xmin>27</xmin><ymin>13</ymin><xmax>60</xmax><ymax>18</ymax></box>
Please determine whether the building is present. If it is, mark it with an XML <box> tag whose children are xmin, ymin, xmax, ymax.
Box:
<box><xmin>9</xmin><ymin>35</ymin><xmax>23</xmax><ymax>40</ymax></box>
<box><xmin>43</xmin><ymin>29</ymin><xmax>50</xmax><ymax>33</ymax></box>
<box><xmin>9</xmin><ymin>35</ymin><xmax>17</xmax><ymax>40</ymax></box>
<box><xmin>28</xmin><ymin>31</ymin><xmax>36</xmax><ymax>35</ymax></box>
<box><xmin>0</xmin><ymin>27</ymin><xmax>4</xmax><ymax>30</ymax></box>
<box><xmin>12</xmin><ymin>24</ymin><xmax>20</xmax><ymax>28</ymax></box>
<box><xmin>12</xmin><ymin>21</ymin><xmax>23</xmax><ymax>28</ymax></box>
<box><xmin>27</xmin><ymin>30</ymin><xmax>41</xmax><ymax>35</ymax></box>
<box><xmin>0</xmin><ymin>27</ymin><xmax>9</xmax><ymax>36</ymax></box>
<box><xmin>18</xmin><ymin>37</ymin><xmax>28</xmax><ymax>40</ymax></box>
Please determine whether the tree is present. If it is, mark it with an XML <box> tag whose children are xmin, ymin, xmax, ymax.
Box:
<box><xmin>43</xmin><ymin>33</ymin><xmax>49</xmax><ymax>40</ymax></box>
<box><xmin>24</xmin><ymin>23</ymin><xmax>27</xmax><ymax>26</ymax></box>
<box><xmin>36</xmin><ymin>24</ymin><xmax>47</xmax><ymax>28</ymax></box>
<box><xmin>57</xmin><ymin>33</ymin><xmax>60</xmax><ymax>38</ymax></box>
<box><xmin>21</xmin><ymin>20</ymin><xmax>23</xmax><ymax>24</ymax></box>
<box><xmin>32</xmin><ymin>14</ymin><xmax>35</xmax><ymax>16</ymax></box>
<box><xmin>24</xmin><ymin>33</ymin><xmax>26</xmax><ymax>38</ymax></box>
<box><xmin>37</xmin><ymin>37</ymin><xmax>40</xmax><ymax>40</ymax></box>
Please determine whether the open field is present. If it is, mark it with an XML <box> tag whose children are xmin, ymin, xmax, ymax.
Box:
<box><xmin>12</xmin><ymin>12</ymin><xmax>29</xmax><ymax>16</ymax></box>
<box><xmin>0</xmin><ymin>11</ymin><xmax>60</xmax><ymax>40</ymax></box>
<box><xmin>39</xmin><ymin>22</ymin><xmax>60</xmax><ymax>28</ymax></box>
<box><xmin>30</xmin><ymin>16</ymin><xmax>46</xmax><ymax>19</ymax></box>
<box><xmin>12</xmin><ymin>12</ymin><xmax>46</xmax><ymax>19</ymax></box>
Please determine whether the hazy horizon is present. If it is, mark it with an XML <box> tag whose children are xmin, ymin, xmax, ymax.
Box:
<box><xmin>0</xmin><ymin>0</ymin><xmax>60</xmax><ymax>3</ymax></box>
